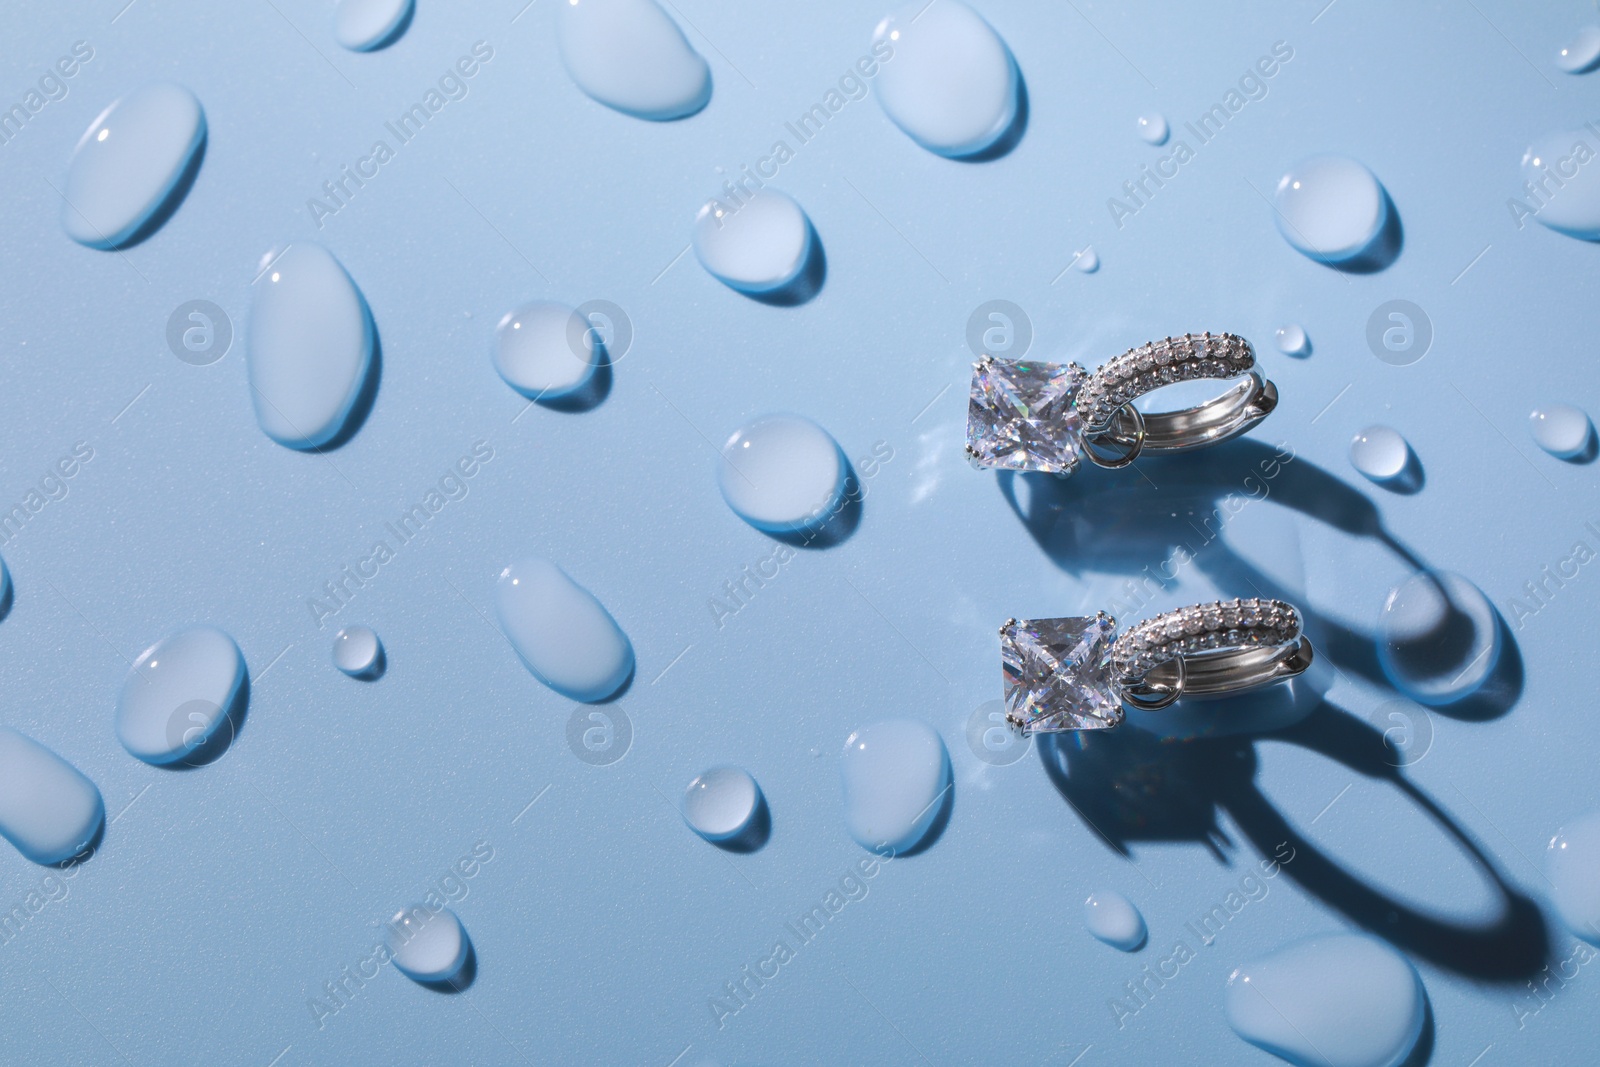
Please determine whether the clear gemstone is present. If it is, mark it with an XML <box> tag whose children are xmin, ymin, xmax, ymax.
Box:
<box><xmin>1000</xmin><ymin>616</ymin><xmax>1122</xmax><ymax>733</ymax></box>
<box><xmin>966</xmin><ymin>358</ymin><xmax>1085</xmax><ymax>473</ymax></box>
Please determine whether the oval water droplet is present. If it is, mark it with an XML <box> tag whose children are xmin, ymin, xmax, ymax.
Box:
<box><xmin>1378</xmin><ymin>571</ymin><xmax>1500</xmax><ymax>706</ymax></box>
<box><xmin>718</xmin><ymin>414</ymin><xmax>845</xmax><ymax>534</ymax></box>
<box><xmin>333</xmin><ymin>0</ymin><xmax>413</xmax><ymax>51</ymax></box>
<box><xmin>493</xmin><ymin>301</ymin><xmax>597</xmax><ymax>399</ymax></box>
<box><xmin>61</xmin><ymin>82</ymin><xmax>205</xmax><ymax>249</ymax></box>
<box><xmin>1274</xmin><ymin>155</ymin><xmax>1389</xmax><ymax>264</ymax></box>
<box><xmin>333</xmin><ymin>625</ymin><xmax>384</xmax><ymax>679</ymax></box>
<box><xmin>1275</xmin><ymin>323</ymin><xmax>1309</xmax><ymax>356</ymax></box>
<box><xmin>1084</xmin><ymin>890</ymin><xmax>1146</xmax><ymax>951</ymax></box>
<box><xmin>1556</xmin><ymin>25</ymin><xmax>1600</xmax><ymax>73</ymax></box>
<box><xmin>870</xmin><ymin>0</ymin><xmax>1019</xmax><ymax>158</ymax></box>
<box><xmin>682</xmin><ymin>766</ymin><xmax>762</xmax><ymax>843</ymax></box>
<box><xmin>1136</xmin><ymin>112</ymin><xmax>1168</xmax><ymax>145</ymax></box>
<box><xmin>1349</xmin><ymin>425</ymin><xmax>1409</xmax><ymax>482</ymax></box>
<box><xmin>693</xmin><ymin>189</ymin><xmax>813</xmax><ymax>295</ymax></box>
<box><xmin>840</xmin><ymin>719</ymin><xmax>950</xmax><ymax>853</ymax></box>
<box><xmin>1547</xmin><ymin>811</ymin><xmax>1600</xmax><ymax>942</ymax></box>
<box><xmin>1072</xmin><ymin>246</ymin><xmax>1100</xmax><ymax>273</ymax></box>
<box><xmin>1530</xmin><ymin>404</ymin><xmax>1593</xmax><ymax>458</ymax></box>
<box><xmin>495</xmin><ymin>557</ymin><xmax>633</xmax><ymax>703</ymax></box>
<box><xmin>1519</xmin><ymin>132</ymin><xmax>1600</xmax><ymax>239</ymax></box>
<box><xmin>1226</xmin><ymin>933</ymin><xmax>1425</xmax><ymax>1067</ymax></box>
<box><xmin>248</xmin><ymin>243</ymin><xmax>376</xmax><ymax>449</ymax></box>
<box><xmin>0</xmin><ymin>727</ymin><xmax>103</xmax><ymax>865</ymax></box>
<box><xmin>557</xmin><ymin>0</ymin><xmax>711</xmax><ymax>120</ymax></box>
<box><xmin>387</xmin><ymin>904</ymin><xmax>470</xmax><ymax>983</ymax></box>
<box><xmin>116</xmin><ymin>625</ymin><xmax>246</xmax><ymax>766</ymax></box>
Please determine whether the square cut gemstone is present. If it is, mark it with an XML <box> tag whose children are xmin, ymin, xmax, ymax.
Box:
<box><xmin>1000</xmin><ymin>615</ymin><xmax>1122</xmax><ymax>733</ymax></box>
<box><xmin>966</xmin><ymin>357</ymin><xmax>1085</xmax><ymax>473</ymax></box>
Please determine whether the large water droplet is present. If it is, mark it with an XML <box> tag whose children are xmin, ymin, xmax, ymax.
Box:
<box><xmin>333</xmin><ymin>0</ymin><xmax>413</xmax><ymax>51</ymax></box>
<box><xmin>1084</xmin><ymin>890</ymin><xmax>1146</xmax><ymax>951</ymax></box>
<box><xmin>1136</xmin><ymin>112</ymin><xmax>1168</xmax><ymax>145</ymax></box>
<box><xmin>1556</xmin><ymin>25</ymin><xmax>1600</xmax><ymax>73</ymax></box>
<box><xmin>1274</xmin><ymin>155</ymin><xmax>1389</xmax><ymax>264</ymax></box>
<box><xmin>1378</xmin><ymin>571</ymin><xmax>1500</xmax><ymax>706</ymax></box>
<box><xmin>61</xmin><ymin>82</ymin><xmax>205</xmax><ymax>249</ymax></box>
<box><xmin>1547</xmin><ymin>811</ymin><xmax>1600</xmax><ymax>942</ymax></box>
<box><xmin>1275</xmin><ymin>323</ymin><xmax>1309</xmax><ymax>356</ymax></box>
<box><xmin>840</xmin><ymin>719</ymin><xmax>950</xmax><ymax>853</ymax></box>
<box><xmin>1225</xmin><ymin>933</ymin><xmax>1425</xmax><ymax>1067</ymax></box>
<box><xmin>495</xmin><ymin>557</ymin><xmax>633</xmax><ymax>703</ymax></box>
<box><xmin>493</xmin><ymin>301</ymin><xmax>597</xmax><ymax>400</ymax></box>
<box><xmin>682</xmin><ymin>766</ymin><xmax>762</xmax><ymax>843</ymax></box>
<box><xmin>333</xmin><ymin>625</ymin><xmax>384</xmax><ymax>679</ymax></box>
<box><xmin>1518</xmin><ymin>132</ymin><xmax>1600</xmax><ymax>239</ymax></box>
<box><xmin>247</xmin><ymin>243</ymin><xmax>377</xmax><ymax>450</ymax></box>
<box><xmin>693</xmin><ymin>189</ymin><xmax>812</xmax><ymax>295</ymax></box>
<box><xmin>557</xmin><ymin>0</ymin><xmax>711</xmax><ymax>120</ymax></box>
<box><xmin>387</xmin><ymin>904</ymin><xmax>470</xmax><ymax>983</ymax></box>
<box><xmin>1349</xmin><ymin>425</ymin><xmax>1410</xmax><ymax>483</ymax></box>
<box><xmin>1530</xmin><ymin>403</ymin><xmax>1592</xmax><ymax>458</ymax></box>
<box><xmin>870</xmin><ymin>0</ymin><xmax>1019</xmax><ymax>158</ymax></box>
<box><xmin>116</xmin><ymin>625</ymin><xmax>247</xmax><ymax>766</ymax></box>
<box><xmin>0</xmin><ymin>728</ymin><xmax>103</xmax><ymax>865</ymax></box>
<box><xmin>718</xmin><ymin>414</ymin><xmax>845</xmax><ymax>533</ymax></box>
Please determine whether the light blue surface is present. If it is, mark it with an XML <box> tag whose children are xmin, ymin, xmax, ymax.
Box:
<box><xmin>1</xmin><ymin>1</ymin><xmax>1599</xmax><ymax>1064</ymax></box>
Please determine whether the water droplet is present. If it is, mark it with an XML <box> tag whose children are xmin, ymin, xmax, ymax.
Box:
<box><xmin>247</xmin><ymin>243</ymin><xmax>377</xmax><ymax>449</ymax></box>
<box><xmin>333</xmin><ymin>625</ymin><xmax>384</xmax><ymax>679</ymax></box>
<box><xmin>1226</xmin><ymin>933</ymin><xmax>1425</xmax><ymax>1067</ymax></box>
<box><xmin>1519</xmin><ymin>132</ymin><xmax>1600</xmax><ymax>239</ymax></box>
<box><xmin>1136</xmin><ymin>112</ymin><xmax>1168</xmax><ymax>145</ymax></box>
<box><xmin>682</xmin><ymin>766</ymin><xmax>761</xmax><ymax>842</ymax></box>
<box><xmin>333</xmin><ymin>0</ymin><xmax>412</xmax><ymax>51</ymax></box>
<box><xmin>387</xmin><ymin>905</ymin><xmax>470</xmax><ymax>983</ymax></box>
<box><xmin>61</xmin><ymin>83</ymin><xmax>205</xmax><ymax>249</ymax></box>
<box><xmin>718</xmin><ymin>414</ymin><xmax>845</xmax><ymax>533</ymax></box>
<box><xmin>1275</xmin><ymin>323</ymin><xmax>1309</xmax><ymax>356</ymax></box>
<box><xmin>1072</xmin><ymin>246</ymin><xmax>1100</xmax><ymax>273</ymax></box>
<box><xmin>1530</xmin><ymin>403</ymin><xmax>1592</xmax><ymax>458</ymax></box>
<box><xmin>0</xmin><ymin>727</ymin><xmax>103</xmax><ymax>865</ymax></box>
<box><xmin>492</xmin><ymin>301</ymin><xmax>597</xmax><ymax>399</ymax></box>
<box><xmin>116</xmin><ymin>626</ymin><xmax>246</xmax><ymax>766</ymax></box>
<box><xmin>1556</xmin><ymin>25</ymin><xmax>1600</xmax><ymax>73</ymax></box>
<box><xmin>557</xmin><ymin>0</ymin><xmax>711</xmax><ymax>120</ymax></box>
<box><xmin>495</xmin><ymin>557</ymin><xmax>633</xmax><ymax>703</ymax></box>
<box><xmin>1084</xmin><ymin>890</ymin><xmax>1146</xmax><ymax>951</ymax></box>
<box><xmin>1349</xmin><ymin>425</ymin><xmax>1410</xmax><ymax>483</ymax></box>
<box><xmin>693</xmin><ymin>189</ymin><xmax>813</xmax><ymax>295</ymax></box>
<box><xmin>840</xmin><ymin>719</ymin><xmax>950</xmax><ymax>853</ymax></box>
<box><xmin>1378</xmin><ymin>571</ymin><xmax>1500</xmax><ymax>706</ymax></box>
<box><xmin>1547</xmin><ymin>811</ymin><xmax>1600</xmax><ymax>942</ymax></box>
<box><xmin>1274</xmin><ymin>155</ymin><xmax>1389</xmax><ymax>264</ymax></box>
<box><xmin>870</xmin><ymin>0</ymin><xmax>1019</xmax><ymax>158</ymax></box>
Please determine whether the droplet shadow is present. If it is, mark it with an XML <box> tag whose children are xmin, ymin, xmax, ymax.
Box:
<box><xmin>952</xmin><ymin>60</ymin><xmax>1028</xmax><ymax>163</ymax></box>
<box><xmin>746</xmin><ymin>222</ymin><xmax>827</xmax><ymax>307</ymax></box>
<box><xmin>163</xmin><ymin>674</ymin><xmax>250</xmax><ymax>770</ymax></box>
<box><xmin>305</xmin><ymin>312</ymin><xmax>382</xmax><ymax>452</ymax></box>
<box><xmin>537</xmin><ymin>345</ymin><xmax>613</xmax><ymax>413</ymax></box>
<box><xmin>713</xmin><ymin>793</ymin><xmax>772</xmax><ymax>854</ymax></box>
<box><xmin>769</xmin><ymin>461</ymin><xmax>863</xmax><ymax>549</ymax></box>
<box><xmin>115</xmin><ymin>129</ymin><xmax>207</xmax><ymax>250</ymax></box>
<box><xmin>1328</xmin><ymin>189</ymin><xmax>1403</xmax><ymax>274</ymax></box>
<box><xmin>417</xmin><ymin>940</ymin><xmax>477</xmax><ymax>994</ymax></box>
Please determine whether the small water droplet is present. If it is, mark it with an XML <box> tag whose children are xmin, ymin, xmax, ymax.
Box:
<box><xmin>493</xmin><ymin>301</ymin><xmax>598</xmax><ymax>399</ymax></box>
<box><xmin>1072</xmin><ymin>246</ymin><xmax>1100</xmax><ymax>273</ymax></box>
<box><xmin>1378</xmin><ymin>571</ymin><xmax>1500</xmax><ymax>706</ymax></box>
<box><xmin>116</xmin><ymin>625</ymin><xmax>246</xmax><ymax>766</ymax></box>
<box><xmin>693</xmin><ymin>189</ymin><xmax>813</xmax><ymax>295</ymax></box>
<box><xmin>1547</xmin><ymin>811</ymin><xmax>1600</xmax><ymax>942</ymax></box>
<box><xmin>1519</xmin><ymin>132</ymin><xmax>1600</xmax><ymax>239</ymax></box>
<box><xmin>61</xmin><ymin>83</ymin><xmax>205</xmax><ymax>249</ymax></box>
<box><xmin>1226</xmin><ymin>933</ymin><xmax>1425</xmax><ymax>1067</ymax></box>
<box><xmin>1136</xmin><ymin>112</ymin><xmax>1169</xmax><ymax>145</ymax></box>
<box><xmin>0</xmin><ymin>727</ymin><xmax>103</xmax><ymax>865</ymax></box>
<box><xmin>870</xmin><ymin>0</ymin><xmax>1019</xmax><ymax>158</ymax></box>
<box><xmin>682</xmin><ymin>766</ymin><xmax>761</xmax><ymax>842</ymax></box>
<box><xmin>1274</xmin><ymin>155</ymin><xmax>1389</xmax><ymax>264</ymax></box>
<box><xmin>1530</xmin><ymin>403</ymin><xmax>1592</xmax><ymax>458</ymax></box>
<box><xmin>495</xmin><ymin>557</ymin><xmax>633</xmax><ymax>703</ymax></box>
<box><xmin>1556</xmin><ymin>25</ymin><xmax>1600</xmax><ymax>73</ymax></box>
<box><xmin>557</xmin><ymin>0</ymin><xmax>711</xmax><ymax>120</ymax></box>
<box><xmin>333</xmin><ymin>0</ymin><xmax>412</xmax><ymax>51</ymax></box>
<box><xmin>718</xmin><ymin>414</ymin><xmax>845</xmax><ymax>533</ymax></box>
<box><xmin>840</xmin><ymin>719</ymin><xmax>950</xmax><ymax>853</ymax></box>
<box><xmin>1349</xmin><ymin>425</ymin><xmax>1410</xmax><ymax>482</ymax></box>
<box><xmin>387</xmin><ymin>905</ymin><xmax>470</xmax><ymax>983</ymax></box>
<box><xmin>1084</xmin><ymin>890</ymin><xmax>1146</xmax><ymax>951</ymax></box>
<box><xmin>247</xmin><ymin>243</ymin><xmax>376</xmax><ymax>449</ymax></box>
<box><xmin>333</xmin><ymin>625</ymin><xmax>384</xmax><ymax>679</ymax></box>
<box><xmin>1275</xmin><ymin>323</ymin><xmax>1309</xmax><ymax>356</ymax></box>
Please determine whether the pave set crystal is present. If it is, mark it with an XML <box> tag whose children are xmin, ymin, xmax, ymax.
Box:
<box><xmin>1112</xmin><ymin>598</ymin><xmax>1301</xmax><ymax>679</ymax></box>
<box><xmin>1073</xmin><ymin>332</ymin><xmax>1254</xmax><ymax>430</ymax></box>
